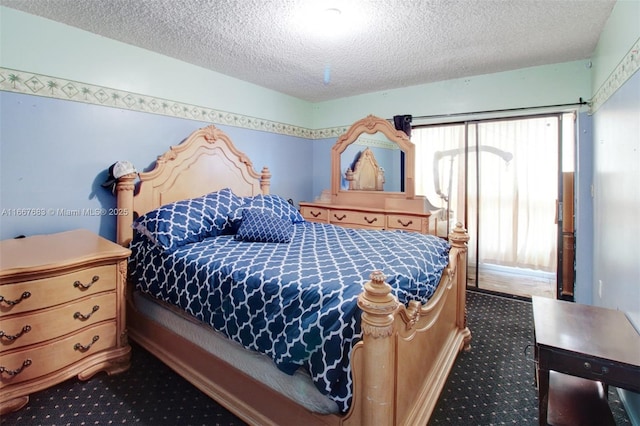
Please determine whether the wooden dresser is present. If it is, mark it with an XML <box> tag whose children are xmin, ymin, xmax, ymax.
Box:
<box><xmin>303</xmin><ymin>115</ymin><xmax>438</xmax><ymax>236</ymax></box>
<box><xmin>0</xmin><ymin>229</ymin><xmax>131</xmax><ymax>414</ymax></box>
<box><xmin>300</xmin><ymin>202</ymin><xmax>431</xmax><ymax>234</ymax></box>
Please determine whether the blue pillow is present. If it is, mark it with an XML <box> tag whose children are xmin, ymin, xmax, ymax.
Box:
<box><xmin>235</xmin><ymin>209</ymin><xmax>294</xmax><ymax>243</ymax></box>
<box><xmin>133</xmin><ymin>188</ymin><xmax>243</xmax><ymax>252</ymax></box>
<box><xmin>202</xmin><ymin>188</ymin><xmax>245</xmax><ymax>234</ymax></box>
<box><xmin>229</xmin><ymin>194</ymin><xmax>305</xmax><ymax>227</ymax></box>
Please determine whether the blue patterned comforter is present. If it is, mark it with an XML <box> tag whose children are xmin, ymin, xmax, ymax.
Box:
<box><xmin>129</xmin><ymin>221</ymin><xmax>450</xmax><ymax>412</ymax></box>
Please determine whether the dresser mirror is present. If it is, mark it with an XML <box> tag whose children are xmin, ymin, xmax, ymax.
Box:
<box><xmin>331</xmin><ymin>115</ymin><xmax>417</xmax><ymax>207</ymax></box>
<box><xmin>340</xmin><ymin>132</ymin><xmax>403</xmax><ymax>192</ymax></box>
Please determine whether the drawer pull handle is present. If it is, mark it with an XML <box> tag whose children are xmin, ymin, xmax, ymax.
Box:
<box><xmin>334</xmin><ymin>214</ymin><xmax>346</xmax><ymax>221</ymax></box>
<box><xmin>397</xmin><ymin>219</ymin><xmax>414</xmax><ymax>227</ymax></box>
<box><xmin>74</xmin><ymin>276</ymin><xmax>99</xmax><ymax>290</ymax></box>
<box><xmin>310</xmin><ymin>211</ymin><xmax>322</xmax><ymax>218</ymax></box>
<box><xmin>74</xmin><ymin>335</ymin><xmax>100</xmax><ymax>352</ymax></box>
<box><xmin>365</xmin><ymin>217</ymin><xmax>378</xmax><ymax>224</ymax></box>
<box><xmin>0</xmin><ymin>325</ymin><xmax>32</xmax><ymax>341</ymax></box>
<box><xmin>0</xmin><ymin>291</ymin><xmax>31</xmax><ymax>306</ymax></box>
<box><xmin>0</xmin><ymin>359</ymin><xmax>32</xmax><ymax>377</ymax></box>
<box><xmin>584</xmin><ymin>362</ymin><xmax>591</xmax><ymax>370</ymax></box>
<box><xmin>74</xmin><ymin>305</ymin><xmax>100</xmax><ymax>320</ymax></box>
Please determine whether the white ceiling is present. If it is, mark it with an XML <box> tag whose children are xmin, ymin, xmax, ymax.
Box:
<box><xmin>2</xmin><ymin>0</ymin><xmax>616</xmax><ymax>102</ymax></box>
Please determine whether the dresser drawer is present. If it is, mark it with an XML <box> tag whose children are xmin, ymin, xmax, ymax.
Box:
<box><xmin>0</xmin><ymin>321</ymin><xmax>117</xmax><ymax>388</ymax></box>
<box><xmin>330</xmin><ymin>209</ymin><xmax>385</xmax><ymax>229</ymax></box>
<box><xmin>0</xmin><ymin>293</ymin><xmax>116</xmax><ymax>353</ymax></box>
<box><xmin>0</xmin><ymin>264</ymin><xmax>116</xmax><ymax>317</ymax></box>
<box><xmin>387</xmin><ymin>214</ymin><xmax>426</xmax><ymax>233</ymax></box>
<box><xmin>301</xmin><ymin>206</ymin><xmax>329</xmax><ymax>223</ymax></box>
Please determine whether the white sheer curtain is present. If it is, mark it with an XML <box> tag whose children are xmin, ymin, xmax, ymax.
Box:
<box><xmin>414</xmin><ymin>115</ymin><xmax>565</xmax><ymax>273</ymax></box>
<box><xmin>469</xmin><ymin>117</ymin><xmax>559</xmax><ymax>272</ymax></box>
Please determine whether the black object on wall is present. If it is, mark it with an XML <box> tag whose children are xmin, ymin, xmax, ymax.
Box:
<box><xmin>393</xmin><ymin>115</ymin><xmax>412</xmax><ymax>192</ymax></box>
<box><xmin>393</xmin><ymin>115</ymin><xmax>412</xmax><ymax>137</ymax></box>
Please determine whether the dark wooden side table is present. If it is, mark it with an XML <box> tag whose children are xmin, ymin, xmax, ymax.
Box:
<box><xmin>532</xmin><ymin>296</ymin><xmax>640</xmax><ymax>425</ymax></box>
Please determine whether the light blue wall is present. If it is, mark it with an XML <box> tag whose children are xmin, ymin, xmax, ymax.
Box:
<box><xmin>574</xmin><ymin>112</ymin><xmax>594</xmax><ymax>306</ymax></box>
<box><xmin>592</xmin><ymin>69</ymin><xmax>640</xmax><ymax>320</ymax></box>
<box><xmin>0</xmin><ymin>92</ymin><xmax>313</xmax><ymax>241</ymax></box>
<box><xmin>223</xmin><ymin>127</ymin><xmax>314</xmax><ymax>205</ymax></box>
<box><xmin>589</xmin><ymin>1</ymin><xmax>640</xmax><ymax>422</ymax></box>
<box><xmin>311</xmin><ymin>138</ymin><xmax>335</xmax><ymax>200</ymax></box>
<box><xmin>592</xmin><ymin>68</ymin><xmax>640</xmax><ymax>426</ymax></box>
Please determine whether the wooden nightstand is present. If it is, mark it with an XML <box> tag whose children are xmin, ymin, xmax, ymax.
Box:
<box><xmin>0</xmin><ymin>229</ymin><xmax>131</xmax><ymax>414</ymax></box>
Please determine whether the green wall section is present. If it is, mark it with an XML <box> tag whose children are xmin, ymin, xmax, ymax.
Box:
<box><xmin>0</xmin><ymin>5</ymin><xmax>604</xmax><ymax>132</ymax></box>
<box><xmin>591</xmin><ymin>0</ymin><xmax>640</xmax><ymax>96</ymax></box>
<box><xmin>0</xmin><ymin>7</ymin><xmax>314</xmax><ymax>129</ymax></box>
<box><xmin>311</xmin><ymin>61</ymin><xmax>592</xmax><ymax>128</ymax></box>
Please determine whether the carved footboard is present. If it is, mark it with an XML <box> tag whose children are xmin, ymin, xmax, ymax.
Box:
<box><xmin>345</xmin><ymin>224</ymin><xmax>470</xmax><ymax>425</ymax></box>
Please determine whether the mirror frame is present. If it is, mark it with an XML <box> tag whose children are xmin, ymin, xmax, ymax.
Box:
<box><xmin>331</xmin><ymin>115</ymin><xmax>416</xmax><ymax>204</ymax></box>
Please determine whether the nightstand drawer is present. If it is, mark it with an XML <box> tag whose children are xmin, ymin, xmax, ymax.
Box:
<box><xmin>301</xmin><ymin>206</ymin><xmax>329</xmax><ymax>222</ymax></box>
<box><xmin>0</xmin><ymin>321</ymin><xmax>117</xmax><ymax>388</ymax></box>
<box><xmin>0</xmin><ymin>265</ymin><xmax>116</xmax><ymax>317</ymax></box>
<box><xmin>387</xmin><ymin>214</ymin><xmax>425</xmax><ymax>233</ymax></box>
<box><xmin>541</xmin><ymin>348</ymin><xmax>639</xmax><ymax>390</ymax></box>
<box><xmin>330</xmin><ymin>209</ymin><xmax>385</xmax><ymax>229</ymax></box>
<box><xmin>0</xmin><ymin>293</ymin><xmax>116</xmax><ymax>352</ymax></box>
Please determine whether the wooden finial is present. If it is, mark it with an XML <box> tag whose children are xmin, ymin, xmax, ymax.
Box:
<box><xmin>260</xmin><ymin>166</ymin><xmax>271</xmax><ymax>195</ymax></box>
<box><xmin>449</xmin><ymin>222</ymin><xmax>470</xmax><ymax>249</ymax></box>
<box><xmin>357</xmin><ymin>270</ymin><xmax>398</xmax><ymax>338</ymax></box>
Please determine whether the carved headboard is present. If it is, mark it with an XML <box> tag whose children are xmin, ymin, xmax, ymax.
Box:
<box><xmin>115</xmin><ymin>125</ymin><xmax>271</xmax><ymax>246</ymax></box>
<box><xmin>345</xmin><ymin>147</ymin><xmax>385</xmax><ymax>191</ymax></box>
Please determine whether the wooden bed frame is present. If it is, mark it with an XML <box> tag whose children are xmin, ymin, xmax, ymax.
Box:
<box><xmin>115</xmin><ymin>124</ymin><xmax>471</xmax><ymax>425</ymax></box>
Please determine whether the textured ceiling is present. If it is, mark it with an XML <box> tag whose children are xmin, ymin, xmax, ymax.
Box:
<box><xmin>2</xmin><ymin>0</ymin><xmax>616</xmax><ymax>102</ymax></box>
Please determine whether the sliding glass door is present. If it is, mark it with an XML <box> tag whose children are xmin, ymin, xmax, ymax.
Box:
<box><xmin>468</xmin><ymin>116</ymin><xmax>559</xmax><ymax>298</ymax></box>
<box><xmin>413</xmin><ymin>113</ymin><xmax>575</xmax><ymax>299</ymax></box>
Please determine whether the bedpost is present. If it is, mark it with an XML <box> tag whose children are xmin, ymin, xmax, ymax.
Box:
<box><xmin>357</xmin><ymin>270</ymin><xmax>399</xmax><ymax>426</ymax></box>
<box><xmin>449</xmin><ymin>222</ymin><xmax>471</xmax><ymax>350</ymax></box>
<box><xmin>260</xmin><ymin>166</ymin><xmax>271</xmax><ymax>195</ymax></box>
<box><xmin>115</xmin><ymin>173</ymin><xmax>137</xmax><ymax>246</ymax></box>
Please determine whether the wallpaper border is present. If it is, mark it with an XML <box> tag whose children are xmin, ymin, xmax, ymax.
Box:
<box><xmin>3</xmin><ymin>43</ymin><xmax>637</xmax><ymax>133</ymax></box>
<box><xmin>0</xmin><ymin>67</ymin><xmax>348</xmax><ymax>140</ymax></box>
<box><xmin>590</xmin><ymin>37</ymin><xmax>640</xmax><ymax>112</ymax></box>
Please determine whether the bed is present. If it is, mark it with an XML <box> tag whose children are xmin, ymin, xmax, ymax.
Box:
<box><xmin>115</xmin><ymin>124</ymin><xmax>471</xmax><ymax>425</ymax></box>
